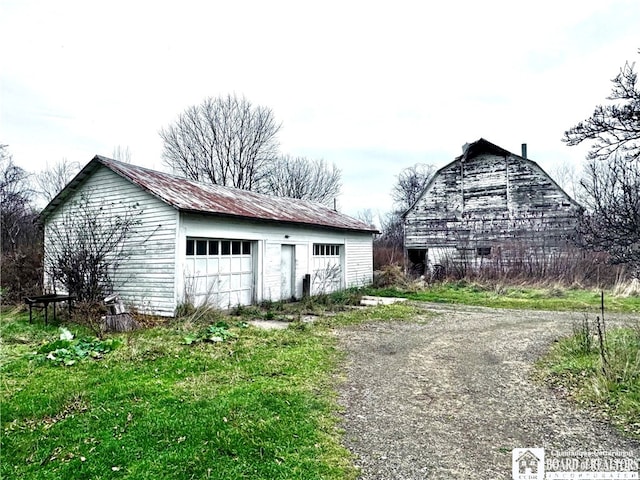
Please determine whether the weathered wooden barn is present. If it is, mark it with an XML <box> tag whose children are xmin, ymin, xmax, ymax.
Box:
<box><xmin>41</xmin><ymin>156</ymin><xmax>377</xmax><ymax>316</ymax></box>
<box><xmin>403</xmin><ymin>138</ymin><xmax>581</xmax><ymax>274</ymax></box>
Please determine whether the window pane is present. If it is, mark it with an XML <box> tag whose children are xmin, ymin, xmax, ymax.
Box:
<box><xmin>336</xmin><ymin>246</ymin><xmax>340</xmax><ymax>256</ymax></box>
<box><xmin>186</xmin><ymin>239</ymin><xmax>194</xmax><ymax>256</ymax></box>
<box><xmin>196</xmin><ymin>240</ymin><xmax>207</xmax><ymax>255</ymax></box>
<box><xmin>221</xmin><ymin>241</ymin><xmax>231</xmax><ymax>255</ymax></box>
<box><xmin>242</xmin><ymin>241</ymin><xmax>251</xmax><ymax>255</ymax></box>
<box><xmin>209</xmin><ymin>241</ymin><xmax>219</xmax><ymax>255</ymax></box>
<box><xmin>232</xmin><ymin>241</ymin><xmax>241</xmax><ymax>255</ymax></box>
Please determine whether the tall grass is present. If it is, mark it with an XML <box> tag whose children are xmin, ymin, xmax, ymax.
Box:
<box><xmin>393</xmin><ymin>244</ymin><xmax>630</xmax><ymax>289</ymax></box>
<box><xmin>537</xmin><ymin>320</ymin><xmax>640</xmax><ymax>438</ymax></box>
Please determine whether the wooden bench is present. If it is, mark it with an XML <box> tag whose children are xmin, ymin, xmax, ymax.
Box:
<box><xmin>24</xmin><ymin>294</ymin><xmax>75</xmax><ymax>325</ymax></box>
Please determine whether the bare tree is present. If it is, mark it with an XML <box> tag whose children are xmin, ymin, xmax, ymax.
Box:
<box><xmin>160</xmin><ymin>94</ymin><xmax>280</xmax><ymax>191</ymax></box>
<box><xmin>548</xmin><ymin>159</ymin><xmax>582</xmax><ymax>202</ymax></box>
<box><xmin>260</xmin><ymin>155</ymin><xmax>341</xmax><ymax>206</ymax></box>
<box><xmin>372</xmin><ymin>210</ymin><xmax>405</xmax><ymax>269</ymax></box>
<box><xmin>34</xmin><ymin>158</ymin><xmax>81</xmax><ymax>203</ymax></box>
<box><xmin>1</xmin><ymin>145</ymin><xmax>43</xmax><ymax>301</ymax></box>
<box><xmin>355</xmin><ymin>208</ymin><xmax>377</xmax><ymax>229</ymax></box>
<box><xmin>563</xmin><ymin>51</ymin><xmax>640</xmax><ymax>163</ymax></box>
<box><xmin>379</xmin><ymin>163</ymin><xmax>436</xmax><ymax>266</ymax></box>
<box><xmin>112</xmin><ymin>145</ymin><xmax>132</xmax><ymax>163</ymax></box>
<box><xmin>379</xmin><ymin>210</ymin><xmax>404</xmax><ymax>247</ymax></box>
<box><xmin>392</xmin><ymin>163</ymin><xmax>436</xmax><ymax>212</ymax></box>
<box><xmin>45</xmin><ymin>192</ymin><xmax>141</xmax><ymax>303</ymax></box>
<box><xmin>1</xmin><ymin>145</ymin><xmax>35</xmax><ymax>252</ymax></box>
<box><xmin>563</xmin><ymin>52</ymin><xmax>640</xmax><ymax>276</ymax></box>
<box><xmin>575</xmin><ymin>156</ymin><xmax>640</xmax><ymax>273</ymax></box>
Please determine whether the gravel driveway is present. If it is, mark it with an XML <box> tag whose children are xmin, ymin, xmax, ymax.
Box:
<box><xmin>337</xmin><ymin>303</ymin><xmax>639</xmax><ymax>479</ymax></box>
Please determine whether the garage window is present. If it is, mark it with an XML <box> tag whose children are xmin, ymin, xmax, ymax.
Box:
<box><xmin>186</xmin><ymin>239</ymin><xmax>252</xmax><ymax>256</ymax></box>
<box><xmin>313</xmin><ymin>244</ymin><xmax>341</xmax><ymax>257</ymax></box>
<box><xmin>196</xmin><ymin>240</ymin><xmax>207</xmax><ymax>256</ymax></box>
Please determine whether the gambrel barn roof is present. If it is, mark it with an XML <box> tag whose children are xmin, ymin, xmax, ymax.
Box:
<box><xmin>402</xmin><ymin>137</ymin><xmax>581</xmax><ymax>217</ymax></box>
<box><xmin>41</xmin><ymin>156</ymin><xmax>378</xmax><ymax>233</ymax></box>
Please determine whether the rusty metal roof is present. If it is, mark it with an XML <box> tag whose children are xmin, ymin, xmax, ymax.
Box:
<box><xmin>41</xmin><ymin>156</ymin><xmax>378</xmax><ymax>233</ymax></box>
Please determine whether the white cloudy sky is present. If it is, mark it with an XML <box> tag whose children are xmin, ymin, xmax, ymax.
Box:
<box><xmin>1</xmin><ymin>0</ymin><xmax>638</xmax><ymax>220</ymax></box>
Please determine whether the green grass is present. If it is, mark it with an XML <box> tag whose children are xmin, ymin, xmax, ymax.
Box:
<box><xmin>365</xmin><ymin>281</ymin><xmax>640</xmax><ymax>313</ymax></box>
<box><xmin>1</xmin><ymin>302</ymin><xmax>420</xmax><ymax>480</ymax></box>
<box><xmin>536</xmin><ymin>325</ymin><xmax>640</xmax><ymax>439</ymax></box>
<box><xmin>2</xmin><ymin>281</ymin><xmax>637</xmax><ymax>479</ymax></box>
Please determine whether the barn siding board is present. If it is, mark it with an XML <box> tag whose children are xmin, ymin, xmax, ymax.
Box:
<box><xmin>404</xmin><ymin>139</ymin><xmax>580</xmax><ymax>270</ymax></box>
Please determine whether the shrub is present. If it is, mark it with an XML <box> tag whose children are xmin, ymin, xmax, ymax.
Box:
<box><xmin>373</xmin><ymin>264</ymin><xmax>409</xmax><ymax>288</ymax></box>
<box><xmin>0</xmin><ymin>244</ymin><xmax>43</xmax><ymax>304</ymax></box>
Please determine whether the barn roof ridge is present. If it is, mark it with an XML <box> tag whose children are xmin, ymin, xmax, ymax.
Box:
<box><xmin>41</xmin><ymin>155</ymin><xmax>378</xmax><ymax>233</ymax></box>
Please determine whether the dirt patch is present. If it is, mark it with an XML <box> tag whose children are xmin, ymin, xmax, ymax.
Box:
<box><xmin>337</xmin><ymin>303</ymin><xmax>639</xmax><ymax>479</ymax></box>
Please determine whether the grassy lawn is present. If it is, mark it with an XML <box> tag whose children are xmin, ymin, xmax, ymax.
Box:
<box><xmin>2</xmin><ymin>283</ymin><xmax>638</xmax><ymax>479</ymax></box>
<box><xmin>0</xmin><ymin>302</ymin><xmax>419</xmax><ymax>480</ymax></box>
<box><xmin>366</xmin><ymin>281</ymin><xmax>640</xmax><ymax>313</ymax></box>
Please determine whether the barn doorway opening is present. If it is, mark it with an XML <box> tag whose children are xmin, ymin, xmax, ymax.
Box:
<box><xmin>407</xmin><ymin>248</ymin><xmax>427</xmax><ymax>276</ymax></box>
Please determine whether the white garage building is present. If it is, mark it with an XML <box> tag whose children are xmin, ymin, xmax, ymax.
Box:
<box><xmin>41</xmin><ymin>156</ymin><xmax>377</xmax><ymax>316</ymax></box>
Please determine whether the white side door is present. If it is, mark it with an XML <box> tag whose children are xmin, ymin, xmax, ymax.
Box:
<box><xmin>280</xmin><ymin>245</ymin><xmax>295</xmax><ymax>300</ymax></box>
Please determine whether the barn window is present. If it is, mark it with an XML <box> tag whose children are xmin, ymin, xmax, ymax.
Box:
<box><xmin>186</xmin><ymin>239</ymin><xmax>195</xmax><ymax>256</ymax></box>
<box><xmin>313</xmin><ymin>244</ymin><xmax>340</xmax><ymax>257</ymax></box>
<box><xmin>477</xmin><ymin>247</ymin><xmax>492</xmax><ymax>257</ymax></box>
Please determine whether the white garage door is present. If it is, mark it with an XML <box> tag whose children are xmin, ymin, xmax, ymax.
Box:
<box><xmin>184</xmin><ymin>238</ymin><xmax>254</xmax><ymax>309</ymax></box>
<box><xmin>311</xmin><ymin>243</ymin><xmax>343</xmax><ymax>294</ymax></box>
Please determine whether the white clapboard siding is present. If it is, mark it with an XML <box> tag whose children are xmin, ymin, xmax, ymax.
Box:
<box><xmin>44</xmin><ymin>166</ymin><xmax>179</xmax><ymax>315</ymax></box>
<box><xmin>345</xmin><ymin>233</ymin><xmax>374</xmax><ymax>287</ymax></box>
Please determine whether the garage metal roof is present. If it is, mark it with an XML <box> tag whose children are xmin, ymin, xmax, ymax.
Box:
<box><xmin>41</xmin><ymin>156</ymin><xmax>378</xmax><ymax>233</ymax></box>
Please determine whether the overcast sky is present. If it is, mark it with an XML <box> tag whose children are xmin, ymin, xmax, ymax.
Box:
<box><xmin>1</xmin><ymin>0</ymin><xmax>638</xmax><ymax>221</ymax></box>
